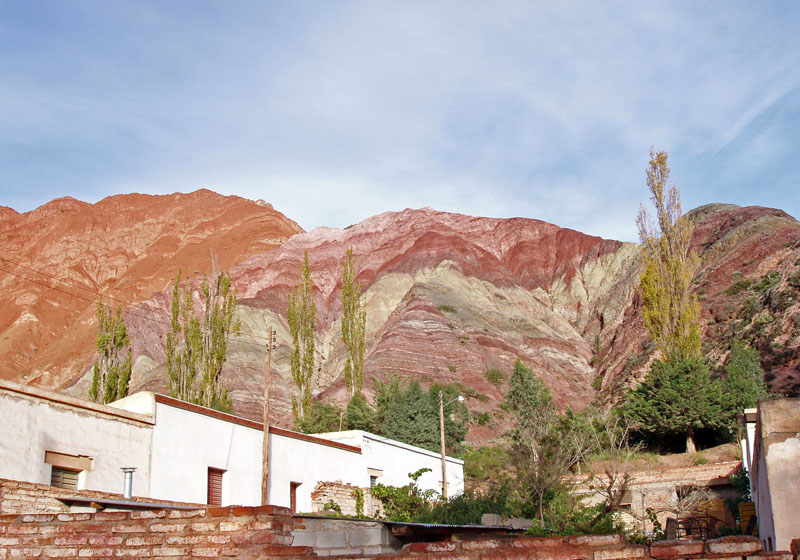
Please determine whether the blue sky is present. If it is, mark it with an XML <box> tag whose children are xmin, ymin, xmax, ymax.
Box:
<box><xmin>1</xmin><ymin>1</ymin><xmax>798</xmax><ymax>241</ymax></box>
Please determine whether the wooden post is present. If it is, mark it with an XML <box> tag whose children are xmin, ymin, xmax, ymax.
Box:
<box><xmin>261</xmin><ymin>325</ymin><xmax>274</xmax><ymax>505</ymax></box>
<box><xmin>439</xmin><ymin>390</ymin><xmax>447</xmax><ymax>501</ymax></box>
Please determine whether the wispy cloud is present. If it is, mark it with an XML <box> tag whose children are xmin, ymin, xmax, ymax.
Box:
<box><xmin>1</xmin><ymin>1</ymin><xmax>798</xmax><ymax>241</ymax></box>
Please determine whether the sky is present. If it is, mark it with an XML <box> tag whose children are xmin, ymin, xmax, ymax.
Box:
<box><xmin>1</xmin><ymin>1</ymin><xmax>798</xmax><ymax>242</ymax></box>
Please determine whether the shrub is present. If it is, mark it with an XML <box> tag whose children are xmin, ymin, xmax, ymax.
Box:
<box><xmin>484</xmin><ymin>368</ymin><xmax>505</xmax><ymax>388</ymax></box>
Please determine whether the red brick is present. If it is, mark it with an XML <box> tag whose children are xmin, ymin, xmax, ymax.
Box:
<box><xmin>190</xmin><ymin>522</ymin><xmax>218</xmax><ymax>532</ymax></box>
<box><xmin>746</xmin><ymin>554</ymin><xmax>792</xmax><ymax>560</ymax></box>
<box><xmin>87</xmin><ymin>535</ymin><xmax>123</xmax><ymax>546</ymax></box>
<box><xmin>513</xmin><ymin>536</ymin><xmax>568</xmax><ymax>548</ymax></box>
<box><xmin>16</xmin><ymin>548</ymin><xmax>43</xmax><ymax>557</ymax></box>
<box><xmin>42</xmin><ymin>548</ymin><xmax>79</xmax><ymax>557</ymax></box>
<box><xmin>462</xmin><ymin>538</ymin><xmax>513</xmax><ymax>551</ymax></box>
<box><xmin>93</xmin><ymin>512</ymin><xmax>129</xmax><ymax>522</ymax></box>
<box><xmin>148</xmin><ymin>523</ymin><xmax>185</xmax><ymax>533</ymax></box>
<box><xmin>569</xmin><ymin>534</ymin><xmax>625</xmax><ymax>547</ymax></box>
<box><xmin>206</xmin><ymin>507</ymin><xmax>232</xmax><ymax>518</ymax></box>
<box><xmin>52</xmin><ymin>536</ymin><xmax>88</xmax><ymax>546</ymax></box>
<box><xmin>232</xmin><ymin>507</ymin><xmax>254</xmax><ymax>517</ymax></box>
<box><xmin>0</xmin><ymin>537</ymin><xmax>20</xmax><ymax>546</ymax></box>
<box><xmin>125</xmin><ymin>536</ymin><xmax>163</xmax><ymax>546</ymax></box>
<box><xmin>192</xmin><ymin>547</ymin><xmax>221</xmax><ymax>558</ymax></box>
<box><xmin>252</xmin><ymin>505</ymin><xmax>292</xmax><ymax>516</ymax></box>
<box><xmin>110</xmin><ymin>524</ymin><xmax>144</xmax><ymax>534</ymax></box>
<box><xmin>403</xmin><ymin>541</ymin><xmax>458</xmax><ymax>554</ymax></box>
<box><xmin>594</xmin><ymin>545</ymin><xmax>649</xmax><ymax>560</ymax></box>
<box><xmin>128</xmin><ymin>510</ymin><xmax>166</xmax><ymax>519</ymax></box>
<box><xmin>151</xmin><ymin>546</ymin><xmax>187</xmax><ymax>556</ymax></box>
<box><xmin>21</xmin><ymin>515</ymin><xmax>54</xmax><ymax>523</ymax></box>
<box><xmin>706</xmin><ymin>536</ymin><xmax>762</xmax><ymax>556</ymax></box>
<box><xmin>6</xmin><ymin>525</ymin><xmax>38</xmax><ymax>535</ymax></box>
<box><xmin>792</xmin><ymin>540</ymin><xmax>800</xmax><ymax>556</ymax></box>
<box><xmin>252</xmin><ymin>545</ymin><xmax>314</xmax><ymax>557</ymax></box>
<box><xmin>650</xmin><ymin>540</ymin><xmax>705</xmax><ymax>558</ymax></box>
<box><xmin>166</xmin><ymin>509</ymin><xmax>205</xmax><ymax>519</ymax></box>
<box><xmin>218</xmin><ymin>521</ymin><xmax>245</xmax><ymax>532</ymax></box>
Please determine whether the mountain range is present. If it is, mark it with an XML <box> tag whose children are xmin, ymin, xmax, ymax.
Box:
<box><xmin>2</xmin><ymin>190</ymin><xmax>798</xmax><ymax>443</ymax></box>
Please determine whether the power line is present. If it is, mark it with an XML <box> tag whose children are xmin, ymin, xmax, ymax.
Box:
<box><xmin>0</xmin><ymin>258</ymin><xmax>276</xmax><ymax>350</ymax></box>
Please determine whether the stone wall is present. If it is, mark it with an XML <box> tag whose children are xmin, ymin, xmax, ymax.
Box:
<box><xmin>310</xmin><ymin>481</ymin><xmax>384</xmax><ymax>518</ymax></box>
<box><xmin>0</xmin><ymin>504</ymin><xmax>307</xmax><ymax>559</ymax></box>
<box><xmin>0</xmin><ymin>477</ymin><xmax>199</xmax><ymax>515</ymax></box>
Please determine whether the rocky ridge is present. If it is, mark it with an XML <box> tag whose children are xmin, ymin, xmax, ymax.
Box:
<box><xmin>0</xmin><ymin>190</ymin><xmax>303</xmax><ymax>387</ymax></box>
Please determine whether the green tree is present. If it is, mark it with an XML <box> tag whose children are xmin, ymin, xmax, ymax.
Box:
<box><xmin>505</xmin><ymin>360</ymin><xmax>594</xmax><ymax>529</ymax></box>
<box><xmin>341</xmin><ymin>248</ymin><xmax>367</xmax><ymax>397</ymax></box>
<box><xmin>89</xmin><ymin>297</ymin><xmax>132</xmax><ymax>404</ymax></box>
<box><xmin>346</xmin><ymin>391</ymin><xmax>377</xmax><ymax>431</ymax></box>
<box><xmin>166</xmin><ymin>269</ymin><xmax>240</xmax><ymax>412</ymax></box>
<box><xmin>621</xmin><ymin>356</ymin><xmax>727</xmax><ymax>453</ymax></box>
<box><xmin>380</xmin><ymin>380</ymin><xmax>468</xmax><ymax>454</ymax></box>
<box><xmin>722</xmin><ymin>341</ymin><xmax>769</xmax><ymax>421</ymax></box>
<box><xmin>295</xmin><ymin>401</ymin><xmax>346</xmax><ymax>434</ymax></box>
<box><xmin>287</xmin><ymin>250</ymin><xmax>316</xmax><ymax>422</ymax></box>
<box><xmin>636</xmin><ymin>149</ymin><xmax>701</xmax><ymax>361</ymax></box>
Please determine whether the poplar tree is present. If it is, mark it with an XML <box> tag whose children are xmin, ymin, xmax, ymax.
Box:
<box><xmin>287</xmin><ymin>250</ymin><xmax>316</xmax><ymax>422</ymax></box>
<box><xmin>636</xmin><ymin>149</ymin><xmax>701</xmax><ymax>360</ymax></box>
<box><xmin>341</xmin><ymin>248</ymin><xmax>367</xmax><ymax>397</ymax></box>
<box><xmin>89</xmin><ymin>297</ymin><xmax>132</xmax><ymax>404</ymax></box>
<box><xmin>166</xmin><ymin>269</ymin><xmax>239</xmax><ymax>412</ymax></box>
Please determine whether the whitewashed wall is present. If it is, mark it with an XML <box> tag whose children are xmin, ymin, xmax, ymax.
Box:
<box><xmin>314</xmin><ymin>430</ymin><xmax>465</xmax><ymax>496</ymax></box>
<box><xmin>0</xmin><ymin>381</ymin><xmax>153</xmax><ymax>495</ymax></box>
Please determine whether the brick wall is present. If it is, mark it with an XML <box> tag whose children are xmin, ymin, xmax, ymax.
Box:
<box><xmin>310</xmin><ymin>482</ymin><xmax>383</xmax><ymax>518</ymax></box>
<box><xmin>0</xmin><ymin>477</ymin><xmax>199</xmax><ymax>515</ymax></box>
<box><xmin>373</xmin><ymin>534</ymin><xmax>793</xmax><ymax>560</ymax></box>
<box><xmin>0</xmin><ymin>504</ymin><xmax>309</xmax><ymax>559</ymax></box>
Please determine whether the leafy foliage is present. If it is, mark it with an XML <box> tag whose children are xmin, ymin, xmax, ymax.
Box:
<box><xmin>506</xmin><ymin>360</ymin><xmax>595</xmax><ymax>529</ymax></box>
<box><xmin>381</xmin><ymin>380</ymin><xmax>468</xmax><ymax>455</ymax></box>
<box><xmin>295</xmin><ymin>401</ymin><xmax>346</xmax><ymax>434</ymax></box>
<box><xmin>341</xmin><ymin>248</ymin><xmax>367</xmax><ymax>396</ymax></box>
<box><xmin>483</xmin><ymin>367</ymin><xmax>505</xmax><ymax>388</ymax></box>
<box><xmin>636</xmin><ymin>149</ymin><xmax>701</xmax><ymax>361</ymax></box>
<box><xmin>165</xmin><ymin>269</ymin><xmax>239</xmax><ymax>412</ymax></box>
<box><xmin>346</xmin><ymin>391</ymin><xmax>377</xmax><ymax>431</ymax></box>
<box><xmin>722</xmin><ymin>341</ymin><xmax>769</xmax><ymax>422</ymax></box>
<box><xmin>370</xmin><ymin>468</ymin><xmax>437</xmax><ymax>522</ymax></box>
<box><xmin>287</xmin><ymin>250</ymin><xmax>316</xmax><ymax>422</ymax></box>
<box><xmin>89</xmin><ymin>297</ymin><xmax>132</xmax><ymax>404</ymax></box>
<box><xmin>621</xmin><ymin>356</ymin><xmax>727</xmax><ymax>452</ymax></box>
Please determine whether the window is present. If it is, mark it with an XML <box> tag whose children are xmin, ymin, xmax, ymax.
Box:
<box><xmin>367</xmin><ymin>468</ymin><xmax>383</xmax><ymax>489</ymax></box>
<box><xmin>207</xmin><ymin>468</ymin><xmax>225</xmax><ymax>506</ymax></box>
<box><xmin>290</xmin><ymin>482</ymin><xmax>301</xmax><ymax>513</ymax></box>
<box><xmin>50</xmin><ymin>467</ymin><xmax>79</xmax><ymax>490</ymax></box>
<box><xmin>45</xmin><ymin>450</ymin><xmax>92</xmax><ymax>490</ymax></box>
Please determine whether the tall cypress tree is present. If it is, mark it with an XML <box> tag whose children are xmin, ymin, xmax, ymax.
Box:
<box><xmin>89</xmin><ymin>297</ymin><xmax>132</xmax><ymax>404</ymax></box>
<box><xmin>636</xmin><ymin>149</ymin><xmax>701</xmax><ymax>361</ymax></box>
<box><xmin>341</xmin><ymin>248</ymin><xmax>366</xmax><ymax>397</ymax></box>
<box><xmin>287</xmin><ymin>250</ymin><xmax>316</xmax><ymax>422</ymax></box>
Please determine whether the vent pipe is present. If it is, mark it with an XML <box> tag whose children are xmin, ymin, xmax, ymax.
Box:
<box><xmin>121</xmin><ymin>467</ymin><xmax>136</xmax><ymax>499</ymax></box>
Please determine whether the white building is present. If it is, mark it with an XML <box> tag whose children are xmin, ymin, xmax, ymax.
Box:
<box><xmin>0</xmin><ymin>379</ymin><xmax>464</xmax><ymax>513</ymax></box>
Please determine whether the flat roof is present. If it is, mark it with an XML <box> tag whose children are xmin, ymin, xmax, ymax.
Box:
<box><xmin>0</xmin><ymin>379</ymin><xmax>154</xmax><ymax>426</ymax></box>
<box><xmin>154</xmin><ymin>394</ymin><xmax>361</xmax><ymax>454</ymax></box>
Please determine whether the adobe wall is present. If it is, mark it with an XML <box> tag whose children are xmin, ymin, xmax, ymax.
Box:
<box><xmin>0</xmin><ymin>477</ymin><xmax>201</xmax><ymax>516</ymax></box>
<box><xmin>0</xmin><ymin>504</ymin><xmax>307</xmax><ymax>559</ymax></box>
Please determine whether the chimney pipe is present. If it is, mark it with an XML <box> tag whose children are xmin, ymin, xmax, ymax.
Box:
<box><xmin>121</xmin><ymin>467</ymin><xmax>136</xmax><ymax>499</ymax></box>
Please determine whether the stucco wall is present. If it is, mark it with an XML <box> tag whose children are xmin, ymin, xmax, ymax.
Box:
<box><xmin>751</xmin><ymin>398</ymin><xmax>800</xmax><ymax>552</ymax></box>
<box><xmin>0</xmin><ymin>381</ymin><xmax>153</xmax><ymax>496</ymax></box>
<box><xmin>313</xmin><ymin>430</ymin><xmax>465</xmax><ymax>496</ymax></box>
<box><xmin>148</xmin><ymin>401</ymin><xmax>263</xmax><ymax>506</ymax></box>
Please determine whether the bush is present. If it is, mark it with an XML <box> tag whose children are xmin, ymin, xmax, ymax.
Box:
<box><xmin>421</xmin><ymin>489</ymin><xmax>513</xmax><ymax>525</ymax></box>
<box><xmin>484</xmin><ymin>368</ymin><xmax>505</xmax><ymax>388</ymax></box>
<box><xmin>370</xmin><ymin>468</ymin><xmax>437</xmax><ymax>522</ymax></box>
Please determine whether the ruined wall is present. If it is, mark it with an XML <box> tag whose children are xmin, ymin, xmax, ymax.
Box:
<box><xmin>310</xmin><ymin>481</ymin><xmax>384</xmax><ymax>518</ymax></box>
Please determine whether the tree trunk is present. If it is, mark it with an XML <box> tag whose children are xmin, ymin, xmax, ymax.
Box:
<box><xmin>539</xmin><ymin>494</ymin><xmax>545</xmax><ymax>530</ymax></box>
<box><xmin>686</xmin><ymin>429</ymin><xmax>696</xmax><ymax>454</ymax></box>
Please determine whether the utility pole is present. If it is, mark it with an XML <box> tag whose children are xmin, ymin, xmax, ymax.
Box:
<box><xmin>439</xmin><ymin>390</ymin><xmax>447</xmax><ymax>501</ymax></box>
<box><xmin>261</xmin><ymin>325</ymin><xmax>275</xmax><ymax>505</ymax></box>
